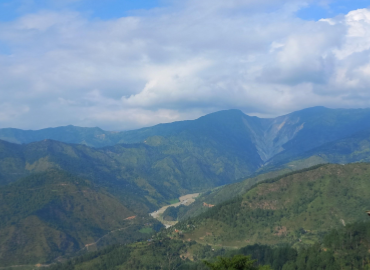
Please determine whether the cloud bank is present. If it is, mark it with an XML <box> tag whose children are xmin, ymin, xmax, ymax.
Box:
<box><xmin>1</xmin><ymin>0</ymin><xmax>370</xmax><ymax>130</ymax></box>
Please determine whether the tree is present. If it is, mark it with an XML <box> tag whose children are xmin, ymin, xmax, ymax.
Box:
<box><xmin>203</xmin><ymin>254</ymin><xmax>272</xmax><ymax>270</ymax></box>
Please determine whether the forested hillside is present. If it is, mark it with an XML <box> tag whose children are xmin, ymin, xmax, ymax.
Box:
<box><xmin>0</xmin><ymin>136</ymin><xmax>259</xmax><ymax>213</ymax></box>
<box><xmin>0</xmin><ymin>170</ymin><xmax>162</xmax><ymax>266</ymax></box>
<box><xmin>173</xmin><ymin>163</ymin><xmax>370</xmax><ymax>248</ymax></box>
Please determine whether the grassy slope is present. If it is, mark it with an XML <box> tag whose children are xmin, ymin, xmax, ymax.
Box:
<box><xmin>0</xmin><ymin>170</ymin><xmax>161</xmax><ymax>266</ymax></box>
<box><xmin>173</xmin><ymin>163</ymin><xmax>370</xmax><ymax>248</ymax></box>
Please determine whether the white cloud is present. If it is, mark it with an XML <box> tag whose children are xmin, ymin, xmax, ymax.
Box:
<box><xmin>1</xmin><ymin>1</ymin><xmax>370</xmax><ymax>130</ymax></box>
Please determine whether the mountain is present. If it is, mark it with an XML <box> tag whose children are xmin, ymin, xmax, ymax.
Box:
<box><xmin>0</xmin><ymin>170</ymin><xmax>161</xmax><ymax>266</ymax></box>
<box><xmin>0</xmin><ymin>110</ymin><xmax>266</xmax><ymax>179</ymax></box>
<box><xmin>2</xmin><ymin>107</ymin><xmax>370</xmax><ymax>223</ymax></box>
<box><xmin>172</xmin><ymin>163</ymin><xmax>370</xmax><ymax>248</ymax></box>
<box><xmin>3</xmin><ymin>108</ymin><xmax>370</xmax><ymax>268</ymax></box>
<box><xmin>3</xmin><ymin>107</ymin><xmax>370</xmax><ymax>172</ymax></box>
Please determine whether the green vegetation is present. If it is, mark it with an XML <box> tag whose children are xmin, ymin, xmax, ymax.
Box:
<box><xmin>173</xmin><ymin>163</ymin><xmax>370</xmax><ymax>247</ymax></box>
<box><xmin>139</xmin><ymin>227</ymin><xmax>154</xmax><ymax>234</ymax></box>
<box><xmin>169</xmin><ymin>198</ymin><xmax>180</xmax><ymax>204</ymax></box>
<box><xmin>50</xmin><ymin>239</ymin><xmax>212</xmax><ymax>270</ymax></box>
<box><xmin>162</xmin><ymin>205</ymin><xmax>190</xmax><ymax>222</ymax></box>
<box><xmin>176</xmin><ymin>168</ymin><xmax>295</xmax><ymax>221</ymax></box>
<box><xmin>48</xmin><ymin>239</ymin><xmax>280</xmax><ymax>270</ymax></box>
<box><xmin>162</xmin><ymin>206</ymin><xmax>179</xmax><ymax>221</ymax></box>
<box><xmin>226</xmin><ymin>220</ymin><xmax>370</xmax><ymax>270</ymax></box>
<box><xmin>48</xmin><ymin>220</ymin><xmax>370</xmax><ymax>269</ymax></box>
<box><xmin>2</xmin><ymin>108</ymin><xmax>370</xmax><ymax>222</ymax></box>
<box><xmin>0</xmin><ymin>169</ymin><xmax>162</xmax><ymax>266</ymax></box>
<box><xmin>4</xmin><ymin>161</ymin><xmax>370</xmax><ymax>266</ymax></box>
<box><xmin>4</xmin><ymin>108</ymin><xmax>370</xmax><ymax>268</ymax></box>
<box><xmin>0</xmin><ymin>125</ymin><xmax>260</xmax><ymax>213</ymax></box>
<box><xmin>204</xmin><ymin>255</ymin><xmax>271</xmax><ymax>270</ymax></box>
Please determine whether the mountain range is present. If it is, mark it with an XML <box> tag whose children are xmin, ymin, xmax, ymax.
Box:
<box><xmin>3</xmin><ymin>106</ymin><xmax>370</xmax><ymax>167</ymax></box>
<box><xmin>2</xmin><ymin>107</ymin><xmax>370</xmax><ymax>210</ymax></box>
<box><xmin>2</xmin><ymin>106</ymin><xmax>370</xmax><ymax>266</ymax></box>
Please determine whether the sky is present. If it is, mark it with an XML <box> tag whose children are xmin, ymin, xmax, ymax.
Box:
<box><xmin>1</xmin><ymin>0</ymin><xmax>370</xmax><ymax>130</ymax></box>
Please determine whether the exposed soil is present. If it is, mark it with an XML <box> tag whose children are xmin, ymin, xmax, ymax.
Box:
<box><xmin>150</xmin><ymin>193</ymin><xmax>199</xmax><ymax>228</ymax></box>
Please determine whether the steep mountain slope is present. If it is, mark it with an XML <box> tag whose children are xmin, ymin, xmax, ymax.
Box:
<box><xmin>0</xmin><ymin>170</ymin><xmax>161</xmax><ymax>266</ymax></box>
<box><xmin>262</xmin><ymin>126</ymin><xmax>370</xmax><ymax>173</ymax></box>
<box><xmin>173</xmin><ymin>163</ymin><xmax>370</xmax><ymax>248</ymax></box>
<box><xmin>264</xmin><ymin>107</ymin><xmax>370</xmax><ymax>164</ymax></box>
<box><xmin>123</xmin><ymin>109</ymin><xmax>265</xmax><ymax>172</ymax></box>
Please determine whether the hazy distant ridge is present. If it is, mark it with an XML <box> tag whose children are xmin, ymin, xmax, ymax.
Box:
<box><xmin>3</xmin><ymin>107</ymin><xmax>370</xmax><ymax>165</ymax></box>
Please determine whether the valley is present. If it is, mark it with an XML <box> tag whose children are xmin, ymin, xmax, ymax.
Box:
<box><xmin>2</xmin><ymin>107</ymin><xmax>370</xmax><ymax>268</ymax></box>
<box><xmin>4</xmin><ymin>0</ymin><xmax>370</xmax><ymax>267</ymax></box>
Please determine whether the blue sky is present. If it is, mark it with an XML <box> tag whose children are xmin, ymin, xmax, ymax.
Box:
<box><xmin>1</xmin><ymin>0</ymin><xmax>370</xmax><ymax>130</ymax></box>
<box><xmin>1</xmin><ymin>0</ymin><xmax>369</xmax><ymax>22</ymax></box>
<box><xmin>0</xmin><ymin>0</ymin><xmax>165</xmax><ymax>21</ymax></box>
<box><xmin>298</xmin><ymin>0</ymin><xmax>370</xmax><ymax>20</ymax></box>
